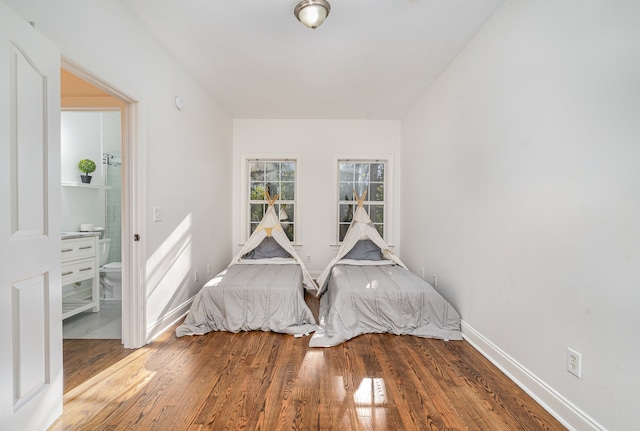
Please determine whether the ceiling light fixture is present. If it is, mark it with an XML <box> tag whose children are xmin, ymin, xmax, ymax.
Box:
<box><xmin>294</xmin><ymin>0</ymin><xmax>331</xmax><ymax>29</ymax></box>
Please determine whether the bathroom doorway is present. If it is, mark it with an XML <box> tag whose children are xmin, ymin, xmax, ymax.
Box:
<box><xmin>60</xmin><ymin>62</ymin><xmax>145</xmax><ymax>349</ymax></box>
<box><xmin>61</xmin><ymin>70</ymin><xmax>124</xmax><ymax>340</ymax></box>
<box><xmin>61</xmin><ymin>108</ymin><xmax>123</xmax><ymax>338</ymax></box>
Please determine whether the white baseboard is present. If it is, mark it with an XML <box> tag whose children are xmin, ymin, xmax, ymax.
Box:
<box><xmin>146</xmin><ymin>298</ymin><xmax>193</xmax><ymax>343</ymax></box>
<box><xmin>461</xmin><ymin>320</ymin><xmax>606</xmax><ymax>431</ymax></box>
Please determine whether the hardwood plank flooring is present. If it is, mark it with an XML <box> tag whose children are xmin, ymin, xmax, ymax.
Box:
<box><xmin>53</xmin><ymin>295</ymin><xmax>567</xmax><ymax>431</ymax></box>
<box><xmin>62</xmin><ymin>339</ymin><xmax>135</xmax><ymax>393</ymax></box>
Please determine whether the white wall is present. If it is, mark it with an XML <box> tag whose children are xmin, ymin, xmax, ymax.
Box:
<box><xmin>5</xmin><ymin>0</ymin><xmax>234</xmax><ymax>340</ymax></box>
<box><xmin>401</xmin><ymin>1</ymin><xmax>640</xmax><ymax>430</ymax></box>
<box><xmin>60</xmin><ymin>111</ymin><xmax>106</xmax><ymax>232</ymax></box>
<box><xmin>233</xmin><ymin>120</ymin><xmax>401</xmax><ymax>275</ymax></box>
<box><xmin>60</xmin><ymin>110</ymin><xmax>122</xmax><ymax>260</ymax></box>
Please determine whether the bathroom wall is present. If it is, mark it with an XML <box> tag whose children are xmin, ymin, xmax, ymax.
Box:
<box><xmin>60</xmin><ymin>111</ymin><xmax>107</xmax><ymax>232</ymax></box>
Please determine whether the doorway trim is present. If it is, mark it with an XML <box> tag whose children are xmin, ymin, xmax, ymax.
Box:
<box><xmin>61</xmin><ymin>57</ymin><xmax>146</xmax><ymax>348</ymax></box>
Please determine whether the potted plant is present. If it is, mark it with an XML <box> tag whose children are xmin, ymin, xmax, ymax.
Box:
<box><xmin>78</xmin><ymin>159</ymin><xmax>96</xmax><ymax>184</ymax></box>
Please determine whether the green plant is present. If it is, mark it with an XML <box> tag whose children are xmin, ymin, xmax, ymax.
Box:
<box><xmin>78</xmin><ymin>159</ymin><xmax>96</xmax><ymax>175</ymax></box>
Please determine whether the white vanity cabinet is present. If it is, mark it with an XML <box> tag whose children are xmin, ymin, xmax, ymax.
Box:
<box><xmin>61</xmin><ymin>234</ymin><xmax>100</xmax><ymax>319</ymax></box>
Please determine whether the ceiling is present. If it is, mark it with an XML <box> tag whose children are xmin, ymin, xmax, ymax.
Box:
<box><xmin>124</xmin><ymin>0</ymin><xmax>504</xmax><ymax>120</ymax></box>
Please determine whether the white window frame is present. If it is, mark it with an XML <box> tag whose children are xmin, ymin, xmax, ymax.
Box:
<box><xmin>240</xmin><ymin>154</ymin><xmax>301</xmax><ymax>244</ymax></box>
<box><xmin>333</xmin><ymin>154</ymin><xmax>393</xmax><ymax>244</ymax></box>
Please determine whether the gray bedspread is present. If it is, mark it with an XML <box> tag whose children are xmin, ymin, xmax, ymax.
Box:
<box><xmin>176</xmin><ymin>263</ymin><xmax>317</xmax><ymax>337</ymax></box>
<box><xmin>309</xmin><ymin>263</ymin><xmax>462</xmax><ymax>347</ymax></box>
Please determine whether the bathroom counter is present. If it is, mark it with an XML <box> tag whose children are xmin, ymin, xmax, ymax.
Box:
<box><xmin>62</xmin><ymin>231</ymin><xmax>101</xmax><ymax>239</ymax></box>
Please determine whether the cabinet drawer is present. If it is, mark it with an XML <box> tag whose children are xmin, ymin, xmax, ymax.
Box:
<box><xmin>61</xmin><ymin>237</ymin><xmax>96</xmax><ymax>262</ymax></box>
<box><xmin>61</xmin><ymin>257</ymin><xmax>97</xmax><ymax>285</ymax></box>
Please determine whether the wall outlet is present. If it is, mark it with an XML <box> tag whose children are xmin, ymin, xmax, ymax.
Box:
<box><xmin>421</xmin><ymin>267</ymin><xmax>425</xmax><ymax>279</ymax></box>
<box><xmin>433</xmin><ymin>273</ymin><xmax>438</xmax><ymax>287</ymax></box>
<box><xmin>207</xmin><ymin>264</ymin><xmax>211</xmax><ymax>275</ymax></box>
<box><xmin>194</xmin><ymin>270</ymin><xmax>199</xmax><ymax>282</ymax></box>
<box><xmin>307</xmin><ymin>255</ymin><xmax>311</xmax><ymax>262</ymax></box>
<box><xmin>567</xmin><ymin>348</ymin><xmax>582</xmax><ymax>378</ymax></box>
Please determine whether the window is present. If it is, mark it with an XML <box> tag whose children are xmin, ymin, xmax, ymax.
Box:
<box><xmin>337</xmin><ymin>160</ymin><xmax>386</xmax><ymax>242</ymax></box>
<box><xmin>248</xmin><ymin>160</ymin><xmax>296</xmax><ymax>241</ymax></box>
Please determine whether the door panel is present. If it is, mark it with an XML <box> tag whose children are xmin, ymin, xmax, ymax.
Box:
<box><xmin>11</xmin><ymin>43</ymin><xmax>47</xmax><ymax>237</ymax></box>
<box><xmin>12</xmin><ymin>274</ymin><xmax>48</xmax><ymax>411</ymax></box>
<box><xmin>1</xmin><ymin>3</ymin><xmax>63</xmax><ymax>430</ymax></box>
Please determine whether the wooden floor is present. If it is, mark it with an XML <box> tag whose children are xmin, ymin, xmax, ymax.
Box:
<box><xmin>52</xmin><ymin>295</ymin><xmax>566</xmax><ymax>431</ymax></box>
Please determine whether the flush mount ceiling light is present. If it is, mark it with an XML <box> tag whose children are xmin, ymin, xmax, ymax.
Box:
<box><xmin>294</xmin><ymin>0</ymin><xmax>331</xmax><ymax>29</ymax></box>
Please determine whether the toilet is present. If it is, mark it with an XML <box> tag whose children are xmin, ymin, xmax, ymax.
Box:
<box><xmin>98</xmin><ymin>238</ymin><xmax>122</xmax><ymax>300</ymax></box>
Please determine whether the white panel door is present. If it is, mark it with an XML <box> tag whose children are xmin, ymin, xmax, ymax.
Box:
<box><xmin>0</xmin><ymin>3</ymin><xmax>63</xmax><ymax>430</ymax></box>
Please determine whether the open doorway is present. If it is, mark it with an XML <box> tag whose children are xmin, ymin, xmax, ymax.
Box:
<box><xmin>61</xmin><ymin>69</ymin><xmax>125</xmax><ymax>340</ymax></box>
<box><xmin>60</xmin><ymin>60</ymin><xmax>145</xmax><ymax>349</ymax></box>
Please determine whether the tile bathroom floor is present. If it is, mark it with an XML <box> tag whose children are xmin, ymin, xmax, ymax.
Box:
<box><xmin>63</xmin><ymin>300</ymin><xmax>122</xmax><ymax>339</ymax></box>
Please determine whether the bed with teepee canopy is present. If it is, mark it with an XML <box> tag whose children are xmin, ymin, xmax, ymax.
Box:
<box><xmin>176</xmin><ymin>193</ymin><xmax>317</xmax><ymax>337</ymax></box>
<box><xmin>309</xmin><ymin>191</ymin><xmax>462</xmax><ymax>347</ymax></box>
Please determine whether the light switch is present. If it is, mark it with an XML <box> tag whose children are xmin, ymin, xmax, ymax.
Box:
<box><xmin>153</xmin><ymin>207</ymin><xmax>163</xmax><ymax>222</ymax></box>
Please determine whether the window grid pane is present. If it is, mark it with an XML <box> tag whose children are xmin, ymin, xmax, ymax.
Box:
<box><xmin>337</xmin><ymin>161</ymin><xmax>386</xmax><ymax>242</ymax></box>
<box><xmin>248</xmin><ymin>160</ymin><xmax>296</xmax><ymax>241</ymax></box>
<box><xmin>250</xmin><ymin>203</ymin><xmax>265</xmax><ymax>222</ymax></box>
<box><xmin>250</xmin><ymin>162</ymin><xmax>265</xmax><ymax>181</ymax></box>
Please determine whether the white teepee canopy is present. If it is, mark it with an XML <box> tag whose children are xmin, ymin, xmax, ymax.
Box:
<box><xmin>231</xmin><ymin>192</ymin><xmax>316</xmax><ymax>292</ymax></box>
<box><xmin>316</xmin><ymin>190</ymin><xmax>406</xmax><ymax>295</ymax></box>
